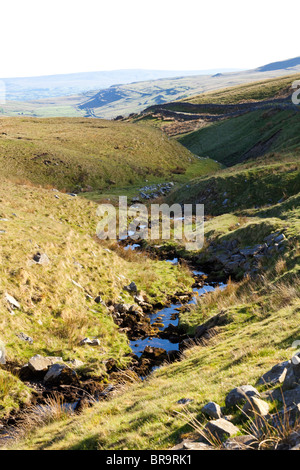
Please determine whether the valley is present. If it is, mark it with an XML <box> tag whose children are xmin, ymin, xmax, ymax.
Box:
<box><xmin>0</xmin><ymin>70</ymin><xmax>300</xmax><ymax>451</ymax></box>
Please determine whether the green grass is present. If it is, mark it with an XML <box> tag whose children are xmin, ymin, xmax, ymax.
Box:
<box><xmin>182</xmin><ymin>73</ymin><xmax>300</xmax><ymax>105</ymax></box>
<box><xmin>9</xmin><ymin>274</ymin><xmax>300</xmax><ymax>450</ymax></box>
<box><xmin>178</xmin><ymin>109</ymin><xmax>300</xmax><ymax>166</ymax></box>
<box><xmin>0</xmin><ymin>117</ymin><xmax>209</xmax><ymax>192</ymax></box>
<box><xmin>0</xmin><ymin>177</ymin><xmax>194</xmax><ymax>417</ymax></box>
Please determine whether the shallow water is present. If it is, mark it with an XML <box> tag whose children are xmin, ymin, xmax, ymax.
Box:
<box><xmin>130</xmin><ymin>258</ymin><xmax>227</xmax><ymax>357</ymax></box>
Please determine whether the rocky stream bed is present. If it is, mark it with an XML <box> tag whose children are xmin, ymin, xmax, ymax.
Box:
<box><xmin>0</xmin><ymin>241</ymin><xmax>227</xmax><ymax>445</ymax></box>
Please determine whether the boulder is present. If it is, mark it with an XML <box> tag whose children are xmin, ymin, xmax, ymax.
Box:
<box><xmin>194</xmin><ymin>311</ymin><xmax>228</xmax><ymax>339</ymax></box>
<box><xmin>79</xmin><ymin>337</ymin><xmax>100</xmax><ymax>346</ymax></box>
<box><xmin>28</xmin><ymin>355</ymin><xmax>53</xmax><ymax>373</ymax></box>
<box><xmin>28</xmin><ymin>355</ymin><xmax>63</xmax><ymax>373</ymax></box>
<box><xmin>264</xmin><ymin>385</ymin><xmax>300</xmax><ymax>408</ymax></box>
<box><xmin>258</xmin><ymin>360</ymin><xmax>290</xmax><ymax>386</ymax></box>
<box><xmin>269</xmin><ymin>404</ymin><xmax>300</xmax><ymax>431</ymax></box>
<box><xmin>140</xmin><ymin>346</ymin><xmax>167</xmax><ymax>364</ymax></box>
<box><xmin>225</xmin><ymin>385</ymin><xmax>260</xmax><ymax>408</ymax></box>
<box><xmin>242</xmin><ymin>396</ymin><xmax>270</xmax><ymax>418</ymax></box>
<box><xmin>177</xmin><ymin>398</ymin><xmax>193</xmax><ymax>405</ymax></box>
<box><xmin>201</xmin><ymin>402</ymin><xmax>223</xmax><ymax>420</ymax></box>
<box><xmin>205</xmin><ymin>418</ymin><xmax>239</xmax><ymax>441</ymax></box>
<box><xmin>43</xmin><ymin>363</ymin><xmax>78</xmax><ymax>385</ymax></box>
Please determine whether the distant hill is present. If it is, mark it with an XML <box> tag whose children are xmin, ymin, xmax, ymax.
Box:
<box><xmin>1</xmin><ymin>68</ymin><xmax>240</xmax><ymax>101</ymax></box>
<box><xmin>257</xmin><ymin>56</ymin><xmax>300</xmax><ymax>72</ymax></box>
<box><xmin>1</xmin><ymin>57</ymin><xmax>300</xmax><ymax>119</ymax></box>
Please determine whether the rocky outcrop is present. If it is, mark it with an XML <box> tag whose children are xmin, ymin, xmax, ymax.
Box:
<box><xmin>197</xmin><ymin>231</ymin><xmax>287</xmax><ymax>278</ymax></box>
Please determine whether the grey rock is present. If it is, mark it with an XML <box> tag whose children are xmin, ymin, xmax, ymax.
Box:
<box><xmin>258</xmin><ymin>360</ymin><xmax>290</xmax><ymax>386</ymax></box>
<box><xmin>43</xmin><ymin>363</ymin><xmax>67</xmax><ymax>383</ymax></box>
<box><xmin>177</xmin><ymin>398</ymin><xmax>193</xmax><ymax>405</ymax></box>
<box><xmin>242</xmin><ymin>396</ymin><xmax>270</xmax><ymax>418</ymax></box>
<box><xmin>194</xmin><ymin>311</ymin><xmax>228</xmax><ymax>339</ymax></box>
<box><xmin>223</xmin><ymin>434</ymin><xmax>258</xmax><ymax>450</ymax></box>
<box><xmin>79</xmin><ymin>337</ymin><xmax>100</xmax><ymax>346</ymax></box>
<box><xmin>16</xmin><ymin>332</ymin><xmax>33</xmax><ymax>344</ymax></box>
<box><xmin>123</xmin><ymin>281</ymin><xmax>138</xmax><ymax>294</ymax></box>
<box><xmin>68</xmin><ymin>359</ymin><xmax>84</xmax><ymax>369</ymax></box>
<box><xmin>225</xmin><ymin>385</ymin><xmax>260</xmax><ymax>408</ymax></box>
<box><xmin>274</xmin><ymin>233</ymin><xmax>285</xmax><ymax>243</ymax></box>
<box><xmin>28</xmin><ymin>355</ymin><xmax>52</xmax><ymax>373</ymax></box>
<box><xmin>265</xmin><ymin>385</ymin><xmax>300</xmax><ymax>408</ymax></box>
<box><xmin>205</xmin><ymin>418</ymin><xmax>239</xmax><ymax>441</ymax></box>
<box><xmin>282</xmin><ymin>363</ymin><xmax>300</xmax><ymax>391</ymax></box>
<box><xmin>202</xmin><ymin>402</ymin><xmax>223</xmax><ymax>419</ymax></box>
<box><xmin>270</xmin><ymin>404</ymin><xmax>300</xmax><ymax>431</ymax></box>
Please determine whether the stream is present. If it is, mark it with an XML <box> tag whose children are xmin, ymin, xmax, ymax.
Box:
<box><xmin>0</xmin><ymin>244</ymin><xmax>226</xmax><ymax>445</ymax></box>
<box><xmin>122</xmin><ymin>245</ymin><xmax>226</xmax><ymax>360</ymax></box>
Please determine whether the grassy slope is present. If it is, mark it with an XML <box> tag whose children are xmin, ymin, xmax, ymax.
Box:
<box><xmin>0</xmin><ymin>117</ymin><xmax>216</xmax><ymax>192</ymax></box>
<box><xmin>0</xmin><ymin>178</ymin><xmax>194</xmax><ymax>418</ymax></box>
<box><xmin>178</xmin><ymin>108</ymin><xmax>300</xmax><ymax>166</ymax></box>
<box><xmin>11</xmin><ymin>266</ymin><xmax>300</xmax><ymax>450</ymax></box>
<box><xmin>182</xmin><ymin>73</ymin><xmax>300</xmax><ymax>105</ymax></box>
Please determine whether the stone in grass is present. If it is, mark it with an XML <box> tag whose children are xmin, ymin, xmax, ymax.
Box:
<box><xmin>123</xmin><ymin>282</ymin><xmax>138</xmax><ymax>294</ymax></box>
<box><xmin>79</xmin><ymin>337</ymin><xmax>100</xmax><ymax>346</ymax></box>
<box><xmin>225</xmin><ymin>385</ymin><xmax>260</xmax><ymax>408</ymax></box>
<box><xmin>33</xmin><ymin>252</ymin><xmax>50</xmax><ymax>266</ymax></box>
<box><xmin>201</xmin><ymin>402</ymin><xmax>223</xmax><ymax>420</ymax></box>
<box><xmin>5</xmin><ymin>293</ymin><xmax>20</xmax><ymax>310</ymax></box>
<box><xmin>177</xmin><ymin>398</ymin><xmax>193</xmax><ymax>405</ymax></box>
<box><xmin>242</xmin><ymin>396</ymin><xmax>270</xmax><ymax>418</ymax></box>
<box><xmin>205</xmin><ymin>418</ymin><xmax>239</xmax><ymax>441</ymax></box>
<box><xmin>16</xmin><ymin>332</ymin><xmax>34</xmax><ymax>344</ymax></box>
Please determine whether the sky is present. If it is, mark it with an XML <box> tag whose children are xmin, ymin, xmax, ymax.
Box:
<box><xmin>0</xmin><ymin>0</ymin><xmax>299</xmax><ymax>78</ymax></box>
